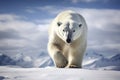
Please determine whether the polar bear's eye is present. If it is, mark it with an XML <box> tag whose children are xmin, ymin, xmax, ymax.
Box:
<box><xmin>63</xmin><ymin>30</ymin><xmax>65</xmax><ymax>32</ymax></box>
<box><xmin>79</xmin><ymin>24</ymin><xmax>82</xmax><ymax>27</ymax></box>
<box><xmin>57</xmin><ymin>22</ymin><xmax>62</xmax><ymax>26</ymax></box>
<box><xmin>73</xmin><ymin>30</ymin><xmax>75</xmax><ymax>32</ymax></box>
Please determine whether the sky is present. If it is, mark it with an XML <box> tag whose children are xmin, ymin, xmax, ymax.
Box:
<box><xmin>0</xmin><ymin>0</ymin><xmax>120</xmax><ymax>57</ymax></box>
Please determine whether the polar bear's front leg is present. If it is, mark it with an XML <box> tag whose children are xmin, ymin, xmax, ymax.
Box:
<box><xmin>54</xmin><ymin>51</ymin><xmax>68</xmax><ymax>68</ymax></box>
<box><xmin>48</xmin><ymin>43</ymin><xmax>68</xmax><ymax>68</ymax></box>
<box><xmin>67</xmin><ymin>58</ymin><xmax>82</xmax><ymax>68</ymax></box>
<box><xmin>66</xmin><ymin>50</ymin><xmax>83</xmax><ymax>68</ymax></box>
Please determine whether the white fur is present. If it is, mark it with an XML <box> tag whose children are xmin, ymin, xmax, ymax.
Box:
<box><xmin>48</xmin><ymin>10</ymin><xmax>87</xmax><ymax>68</ymax></box>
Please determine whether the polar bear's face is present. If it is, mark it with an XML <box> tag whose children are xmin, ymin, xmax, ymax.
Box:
<box><xmin>56</xmin><ymin>21</ymin><xmax>83</xmax><ymax>43</ymax></box>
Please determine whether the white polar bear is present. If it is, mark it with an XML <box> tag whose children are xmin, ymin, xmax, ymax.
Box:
<box><xmin>48</xmin><ymin>10</ymin><xmax>87</xmax><ymax>68</ymax></box>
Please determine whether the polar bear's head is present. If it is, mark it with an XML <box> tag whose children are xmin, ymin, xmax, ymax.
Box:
<box><xmin>54</xmin><ymin>11</ymin><xmax>87</xmax><ymax>44</ymax></box>
<box><xmin>56</xmin><ymin>21</ymin><xmax>83</xmax><ymax>43</ymax></box>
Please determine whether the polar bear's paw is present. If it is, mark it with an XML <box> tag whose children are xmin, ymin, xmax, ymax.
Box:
<box><xmin>68</xmin><ymin>65</ymin><xmax>81</xmax><ymax>68</ymax></box>
<box><xmin>56</xmin><ymin>59</ymin><xmax>68</xmax><ymax>68</ymax></box>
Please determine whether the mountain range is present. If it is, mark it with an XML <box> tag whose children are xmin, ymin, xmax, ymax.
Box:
<box><xmin>0</xmin><ymin>51</ymin><xmax>120</xmax><ymax>70</ymax></box>
<box><xmin>83</xmin><ymin>51</ymin><xmax>120</xmax><ymax>70</ymax></box>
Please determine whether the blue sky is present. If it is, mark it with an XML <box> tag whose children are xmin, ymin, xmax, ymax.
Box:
<box><xmin>0</xmin><ymin>0</ymin><xmax>120</xmax><ymax>57</ymax></box>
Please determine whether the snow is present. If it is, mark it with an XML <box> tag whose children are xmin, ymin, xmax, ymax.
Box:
<box><xmin>34</xmin><ymin>56</ymin><xmax>53</xmax><ymax>67</ymax></box>
<box><xmin>0</xmin><ymin>66</ymin><xmax>120</xmax><ymax>80</ymax></box>
<box><xmin>83</xmin><ymin>58</ymin><xmax>97</xmax><ymax>65</ymax></box>
<box><xmin>23</xmin><ymin>56</ymin><xmax>32</xmax><ymax>62</ymax></box>
<box><xmin>0</xmin><ymin>51</ymin><xmax>120</xmax><ymax>80</ymax></box>
<box><xmin>0</xmin><ymin>50</ymin><xmax>120</xmax><ymax>80</ymax></box>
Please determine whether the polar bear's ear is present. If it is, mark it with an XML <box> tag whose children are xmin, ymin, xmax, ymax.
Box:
<box><xmin>79</xmin><ymin>24</ymin><xmax>82</xmax><ymax>28</ymax></box>
<box><xmin>57</xmin><ymin>22</ymin><xmax>62</xmax><ymax>27</ymax></box>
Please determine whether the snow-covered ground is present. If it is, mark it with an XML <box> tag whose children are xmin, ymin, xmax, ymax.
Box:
<box><xmin>0</xmin><ymin>50</ymin><xmax>120</xmax><ymax>80</ymax></box>
<box><xmin>0</xmin><ymin>66</ymin><xmax>120</xmax><ymax>80</ymax></box>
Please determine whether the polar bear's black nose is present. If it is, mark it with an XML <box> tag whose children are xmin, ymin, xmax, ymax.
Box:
<box><xmin>66</xmin><ymin>38</ymin><xmax>71</xmax><ymax>43</ymax></box>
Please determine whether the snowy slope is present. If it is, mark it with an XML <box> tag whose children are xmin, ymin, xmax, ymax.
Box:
<box><xmin>0</xmin><ymin>66</ymin><xmax>120</xmax><ymax>80</ymax></box>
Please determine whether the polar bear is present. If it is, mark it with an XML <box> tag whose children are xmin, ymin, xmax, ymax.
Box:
<box><xmin>48</xmin><ymin>10</ymin><xmax>87</xmax><ymax>68</ymax></box>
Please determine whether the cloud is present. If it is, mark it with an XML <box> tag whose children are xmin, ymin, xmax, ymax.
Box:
<box><xmin>70</xmin><ymin>0</ymin><xmax>97</xmax><ymax>3</ymax></box>
<box><xmin>87</xmin><ymin>43</ymin><xmax>120</xmax><ymax>56</ymax></box>
<box><xmin>69</xmin><ymin>0</ymin><xmax>111</xmax><ymax>4</ymax></box>
<box><xmin>35</xmin><ymin>19</ymin><xmax>52</xmax><ymax>24</ymax></box>
<box><xmin>35</xmin><ymin>6</ymin><xmax>120</xmax><ymax>32</ymax></box>
<box><xmin>0</xmin><ymin>29</ymin><xmax>22</xmax><ymax>40</ymax></box>
<box><xmin>0</xmin><ymin>6</ymin><xmax>120</xmax><ymax>57</ymax></box>
<box><xmin>71</xmin><ymin>0</ymin><xmax>79</xmax><ymax>3</ymax></box>
<box><xmin>0</xmin><ymin>14</ymin><xmax>20</xmax><ymax>21</ymax></box>
<box><xmin>58</xmin><ymin>8</ymin><xmax>120</xmax><ymax>32</ymax></box>
<box><xmin>78</xmin><ymin>9</ymin><xmax>120</xmax><ymax>32</ymax></box>
<box><xmin>89</xmin><ymin>43</ymin><xmax>120</xmax><ymax>50</ymax></box>
<box><xmin>36</xmin><ymin>6</ymin><xmax>61</xmax><ymax>15</ymax></box>
<box><xmin>25</xmin><ymin>8</ymin><xmax>36</xmax><ymax>13</ymax></box>
<box><xmin>0</xmin><ymin>14</ymin><xmax>49</xmax><ymax>56</ymax></box>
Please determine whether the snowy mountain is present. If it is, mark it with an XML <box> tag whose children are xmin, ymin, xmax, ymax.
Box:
<box><xmin>0</xmin><ymin>53</ymin><xmax>33</xmax><ymax>68</ymax></box>
<box><xmin>0</xmin><ymin>54</ymin><xmax>16</xmax><ymax>65</ymax></box>
<box><xmin>83</xmin><ymin>52</ymin><xmax>120</xmax><ymax>70</ymax></box>
<box><xmin>0</xmin><ymin>52</ymin><xmax>53</xmax><ymax>68</ymax></box>
<box><xmin>110</xmin><ymin>54</ymin><xmax>120</xmax><ymax>61</ymax></box>
<box><xmin>0</xmin><ymin>51</ymin><xmax>120</xmax><ymax>70</ymax></box>
<box><xmin>34</xmin><ymin>51</ymin><xmax>54</xmax><ymax>67</ymax></box>
<box><xmin>83</xmin><ymin>50</ymin><xmax>104</xmax><ymax>66</ymax></box>
<box><xmin>34</xmin><ymin>56</ymin><xmax>53</xmax><ymax>68</ymax></box>
<box><xmin>13</xmin><ymin>53</ymin><xmax>33</xmax><ymax>68</ymax></box>
<box><xmin>84</xmin><ymin>50</ymin><xmax>104</xmax><ymax>60</ymax></box>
